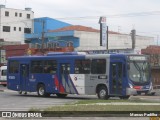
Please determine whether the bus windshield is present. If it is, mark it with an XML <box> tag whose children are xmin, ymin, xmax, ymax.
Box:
<box><xmin>128</xmin><ymin>61</ymin><xmax>150</xmax><ymax>84</ymax></box>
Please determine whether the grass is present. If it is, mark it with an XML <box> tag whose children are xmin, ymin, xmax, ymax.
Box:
<box><xmin>42</xmin><ymin>105</ymin><xmax>160</xmax><ymax>111</ymax></box>
<box><xmin>30</xmin><ymin>97</ymin><xmax>160</xmax><ymax>112</ymax></box>
<box><xmin>29</xmin><ymin>98</ymin><xmax>160</xmax><ymax>117</ymax></box>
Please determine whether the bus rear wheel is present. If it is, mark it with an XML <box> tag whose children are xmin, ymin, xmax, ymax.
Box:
<box><xmin>97</xmin><ymin>86</ymin><xmax>109</xmax><ymax>99</ymax></box>
<box><xmin>56</xmin><ymin>93</ymin><xmax>67</xmax><ymax>98</ymax></box>
<box><xmin>37</xmin><ymin>84</ymin><xmax>50</xmax><ymax>97</ymax></box>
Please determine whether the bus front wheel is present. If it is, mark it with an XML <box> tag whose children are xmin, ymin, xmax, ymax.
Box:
<box><xmin>97</xmin><ymin>86</ymin><xmax>109</xmax><ymax>99</ymax></box>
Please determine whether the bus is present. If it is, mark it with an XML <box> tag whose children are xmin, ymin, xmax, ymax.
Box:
<box><xmin>7</xmin><ymin>52</ymin><xmax>151</xmax><ymax>99</ymax></box>
<box><xmin>0</xmin><ymin>66</ymin><xmax>7</xmax><ymax>86</ymax></box>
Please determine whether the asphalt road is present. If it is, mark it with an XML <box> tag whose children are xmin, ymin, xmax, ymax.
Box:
<box><xmin>1</xmin><ymin>85</ymin><xmax>160</xmax><ymax>111</ymax></box>
<box><xmin>0</xmin><ymin>85</ymin><xmax>160</xmax><ymax>120</ymax></box>
<box><xmin>0</xmin><ymin>87</ymin><xmax>96</xmax><ymax>111</ymax></box>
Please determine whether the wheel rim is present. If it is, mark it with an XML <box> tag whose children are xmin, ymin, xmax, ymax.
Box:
<box><xmin>39</xmin><ymin>87</ymin><xmax>44</xmax><ymax>96</ymax></box>
<box><xmin>99</xmin><ymin>89</ymin><xmax>106</xmax><ymax>98</ymax></box>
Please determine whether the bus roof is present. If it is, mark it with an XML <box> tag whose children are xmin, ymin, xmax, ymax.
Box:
<box><xmin>7</xmin><ymin>52</ymin><xmax>145</xmax><ymax>61</ymax></box>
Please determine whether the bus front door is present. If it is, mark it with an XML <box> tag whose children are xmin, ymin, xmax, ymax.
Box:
<box><xmin>109</xmin><ymin>62</ymin><xmax>124</xmax><ymax>96</ymax></box>
<box><xmin>20</xmin><ymin>64</ymin><xmax>29</xmax><ymax>92</ymax></box>
<box><xmin>59</xmin><ymin>63</ymin><xmax>71</xmax><ymax>93</ymax></box>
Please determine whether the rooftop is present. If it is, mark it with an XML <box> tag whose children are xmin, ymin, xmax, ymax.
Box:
<box><xmin>48</xmin><ymin>25</ymin><xmax>120</xmax><ymax>34</ymax></box>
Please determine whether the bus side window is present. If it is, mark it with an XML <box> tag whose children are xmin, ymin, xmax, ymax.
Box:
<box><xmin>9</xmin><ymin>61</ymin><xmax>19</xmax><ymax>74</ymax></box>
<box><xmin>91</xmin><ymin>59</ymin><xmax>106</xmax><ymax>74</ymax></box>
<box><xmin>75</xmin><ymin>60</ymin><xmax>90</xmax><ymax>74</ymax></box>
<box><xmin>43</xmin><ymin>60</ymin><xmax>57</xmax><ymax>74</ymax></box>
<box><xmin>31</xmin><ymin>61</ymin><xmax>43</xmax><ymax>73</ymax></box>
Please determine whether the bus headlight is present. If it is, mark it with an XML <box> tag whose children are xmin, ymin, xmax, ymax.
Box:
<box><xmin>129</xmin><ymin>83</ymin><xmax>133</xmax><ymax>88</ymax></box>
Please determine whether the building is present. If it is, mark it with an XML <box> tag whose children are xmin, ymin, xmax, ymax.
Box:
<box><xmin>48</xmin><ymin>25</ymin><xmax>154</xmax><ymax>52</ymax></box>
<box><xmin>141</xmin><ymin>46</ymin><xmax>160</xmax><ymax>86</ymax></box>
<box><xmin>25</xmin><ymin>17</ymin><xmax>73</xmax><ymax>48</ymax></box>
<box><xmin>0</xmin><ymin>5</ymin><xmax>34</xmax><ymax>43</ymax></box>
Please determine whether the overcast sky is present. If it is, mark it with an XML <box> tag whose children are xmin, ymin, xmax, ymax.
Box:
<box><xmin>1</xmin><ymin>0</ymin><xmax>160</xmax><ymax>44</ymax></box>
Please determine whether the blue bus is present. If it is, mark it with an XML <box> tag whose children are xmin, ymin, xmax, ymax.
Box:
<box><xmin>7</xmin><ymin>52</ymin><xmax>151</xmax><ymax>99</ymax></box>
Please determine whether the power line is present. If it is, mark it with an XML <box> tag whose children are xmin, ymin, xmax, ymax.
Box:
<box><xmin>0</xmin><ymin>11</ymin><xmax>160</xmax><ymax>25</ymax></box>
<box><xmin>56</xmin><ymin>11</ymin><xmax>160</xmax><ymax>20</ymax></box>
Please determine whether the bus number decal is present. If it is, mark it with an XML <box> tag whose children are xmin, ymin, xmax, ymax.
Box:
<box><xmin>8</xmin><ymin>76</ymin><xmax>15</xmax><ymax>79</ymax></box>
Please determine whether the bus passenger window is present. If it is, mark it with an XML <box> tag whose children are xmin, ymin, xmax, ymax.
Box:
<box><xmin>43</xmin><ymin>60</ymin><xmax>57</xmax><ymax>74</ymax></box>
<box><xmin>75</xmin><ymin>60</ymin><xmax>90</xmax><ymax>74</ymax></box>
<box><xmin>91</xmin><ymin>59</ymin><xmax>106</xmax><ymax>74</ymax></box>
<box><xmin>31</xmin><ymin>61</ymin><xmax>43</xmax><ymax>73</ymax></box>
<box><xmin>9</xmin><ymin>61</ymin><xmax>19</xmax><ymax>73</ymax></box>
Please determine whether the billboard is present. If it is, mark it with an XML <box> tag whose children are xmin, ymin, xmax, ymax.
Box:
<box><xmin>99</xmin><ymin>17</ymin><xmax>108</xmax><ymax>48</ymax></box>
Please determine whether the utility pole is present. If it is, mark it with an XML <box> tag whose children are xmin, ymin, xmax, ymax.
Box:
<box><xmin>41</xmin><ymin>20</ymin><xmax>45</xmax><ymax>53</ymax></box>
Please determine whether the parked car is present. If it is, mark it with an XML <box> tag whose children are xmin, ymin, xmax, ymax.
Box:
<box><xmin>0</xmin><ymin>66</ymin><xmax>7</xmax><ymax>87</ymax></box>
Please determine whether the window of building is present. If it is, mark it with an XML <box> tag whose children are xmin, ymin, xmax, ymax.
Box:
<box><xmin>15</xmin><ymin>12</ymin><xmax>17</xmax><ymax>17</ymax></box>
<box><xmin>19</xmin><ymin>27</ymin><xmax>21</xmax><ymax>31</ymax></box>
<box><xmin>91</xmin><ymin>59</ymin><xmax>106</xmax><ymax>74</ymax></box>
<box><xmin>9</xmin><ymin>61</ymin><xmax>19</xmax><ymax>73</ymax></box>
<box><xmin>3</xmin><ymin>26</ymin><xmax>10</xmax><ymax>32</ymax></box>
<box><xmin>5</xmin><ymin>11</ymin><xmax>9</xmax><ymax>16</ymax></box>
<box><xmin>24</xmin><ymin>28</ymin><xmax>31</xmax><ymax>33</ymax></box>
<box><xmin>19</xmin><ymin>13</ymin><xmax>22</xmax><ymax>17</ymax></box>
<box><xmin>14</xmin><ymin>27</ymin><xmax>16</xmax><ymax>31</ymax></box>
<box><xmin>27</xmin><ymin>14</ymin><xmax>30</xmax><ymax>19</ymax></box>
<box><xmin>75</xmin><ymin>60</ymin><xmax>90</xmax><ymax>74</ymax></box>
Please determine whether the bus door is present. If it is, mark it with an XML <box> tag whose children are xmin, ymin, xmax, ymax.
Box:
<box><xmin>59</xmin><ymin>63</ymin><xmax>71</xmax><ymax>93</ymax></box>
<box><xmin>109</xmin><ymin>61</ymin><xmax>125</xmax><ymax>96</ymax></box>
<box><xmin>20</xmin><ymin>64</ymin><xmax>29</xmax><ymax>91</ymax></box>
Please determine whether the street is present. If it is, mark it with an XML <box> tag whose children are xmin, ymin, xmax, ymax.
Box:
<box><xmin>0</xmin><ymin>85</ymin><xmax>160</xmax><ymax>120</ymax></box>
<box><xmin>0</xmin><ymin>86</ymin><xmax>92</xmax><ymax>111</ymax></box>
<box><xmin>1</xmin><ymin>85</ymin><xmax>160</xmax><ymax>111</ymax></box>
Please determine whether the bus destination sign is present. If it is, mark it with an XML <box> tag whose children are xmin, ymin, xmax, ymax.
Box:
<box><xmin>128</xmin><ymin>56</ymin><xmax>147</xmax><ymax>61</ymax></box>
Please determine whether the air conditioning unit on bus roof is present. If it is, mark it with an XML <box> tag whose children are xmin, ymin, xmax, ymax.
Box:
<box><xmin>47</xmin><ymin>52</ymin><xmax>86</xmax><ymax>56</ymax></box>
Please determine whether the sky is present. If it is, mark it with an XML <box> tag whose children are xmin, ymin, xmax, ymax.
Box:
<box><xmin>1</xmin><ymin>0</ymin><xmax>160</xmax><ymax>44</ymax></box>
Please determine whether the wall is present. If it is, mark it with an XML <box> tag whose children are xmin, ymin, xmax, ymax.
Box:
<box><xmin>74</xmin><ymin>31</ymin><xmax>154</xmax><ymax>51</ymax></box>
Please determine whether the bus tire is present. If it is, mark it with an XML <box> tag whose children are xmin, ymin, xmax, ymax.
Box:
<box><xmin>37</xmin><ymin>84</ymin><xmax>46</xmax><ymax>97</ymax></box>
<box><xmin>56</xmin><ymin>93</ymin><xmax>67</xmax><ymax>98</ymax></box>
<box><xmin>97</xmin><ymin>86</ymin><xmax>109</xmax><ymax>99</ymax></box>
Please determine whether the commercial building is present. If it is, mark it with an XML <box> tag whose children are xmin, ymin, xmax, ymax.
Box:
<box><xmin>0</xmin><ymin>5</ymin><xmax>34</xmax><ymax>43</ymax></box>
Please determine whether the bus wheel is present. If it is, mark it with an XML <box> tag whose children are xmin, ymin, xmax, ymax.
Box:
<box><xmin>97</xmin><ymin>86</ymin><xmax>109</xmax><ymax>99</ymax></box>
<box><xmin>56</xmin><ymin>93</ymin><xmax>67</xmax><ymax>98</ymax></box>
<box><xmin>37</xmin><ymin>84</ymin><xmax>45</xmax><ymax>97</ymax></box>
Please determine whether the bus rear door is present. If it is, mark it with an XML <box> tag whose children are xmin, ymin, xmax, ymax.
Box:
<box><xmin>20</xmin><ymin>64</ymin><xmax>29</xmax><ymax>92</ymax></box>
<box><xmin>109</xmin><ymin>59</ymin><xmax>126</xmax><ymax>96</ymax></box>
